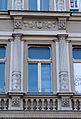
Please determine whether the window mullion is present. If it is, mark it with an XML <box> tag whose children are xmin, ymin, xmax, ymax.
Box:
<box><xmin>38</xmin><ymin>63</ymin><xmax>41</xmax><ymax>92</ymax></box>
<box><xmin>38</xmin><ymin>0</ymin><xmax>40</xmax><ymax>11</ymax></box>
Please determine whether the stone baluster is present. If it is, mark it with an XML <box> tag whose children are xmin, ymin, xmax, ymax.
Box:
<box><xmin>25</xmin><ymin>99</ymin><xmax>28</xmax><ymax>110</ymax></box>
<box><xmin>52</xmin><ymin>99</ymin><xmax>56</xmax><ymax>110</ymax></box>
<box><xmin>31</xmin><ymin>99</ymin><xmax>34</xmax><ymax>110</ymax></box>
<box><xmin>73</xmin><ymin>99</ymin><xmax>78</xmax><ymax>110</ymax></box>
<box><xmin>3</xmin><ymin>99</ymin><xmax>7</xmax><ymax>110</ymax></box>
<box><xmin>36</xmin><ymin>99</ymin><xmax>39</xmax><ymax>110</ymax></box>
<box><xmin>79</xmin><ymin>99</ymin><xmax>81</xmax><ymax>110</ymax></box>
<box><xmin>0</xmin><ymin>99</ymin><xmax>2</xmax><ymax>110</ymax></box>
<box><xmin>41</xmin><ymin>99</ymin><xmax>45</xmax><ymax>110</ymax></box>
<box><xmin>47</xmin><ymin>99</ymin><xmax>50</xmax><ymax>111</ymax></box>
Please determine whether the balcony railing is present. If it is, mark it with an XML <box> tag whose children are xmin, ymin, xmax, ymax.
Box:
<box><xmin>0</xmin><ymin>94</ymin><xmax>81</xmax><ymax>111</ymax></box>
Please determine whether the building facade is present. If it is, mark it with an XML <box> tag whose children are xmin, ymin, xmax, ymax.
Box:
<box><xmin>0</xmin><ymin>0</ymin><xmax>81</xmax><ymax>118</ymax></box>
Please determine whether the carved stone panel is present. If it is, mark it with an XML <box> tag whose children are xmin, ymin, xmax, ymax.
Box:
<box><xmin>61</xmin><ymin>98</ymin><xmax>69</xmax><ymax>107</ymax></box>
<box><xmin>23</xmin><ymin>21</ymin><xmax>57</xmax><ymax>31</ymax></box>
<box><xmin>14</xmin><ymin>0</ymin><xmax>24</xmax><ymax>10</ymax></box>
<box><xmin>14</xmin><ymin>19</ymin><xmax>22</xmax><ymax>29</ymax></box>
<box><xmin>59</xmin><ymin>71</ymin><xmax>69</xmax><ymax>91</ymax></box>
<box><xmin>12</xmin><ymin>71</ymin><xmax>21</xmax><ymax>91</ymax></box>
<box><xmin>56</xmin><ymin>0</ymin><xmax>65</xmax><ymax>11</ymax></box>
<box><xmin>58</xmin><ymin>19</ymin><xmax>66</xmax><ymax>30</ymax></box>
<box><xmin>12</xmin><ymin>97</ymin><xmax>20</xmax><ymax>107</ymax></box>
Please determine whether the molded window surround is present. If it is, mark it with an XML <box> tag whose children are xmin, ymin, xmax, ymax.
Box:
<box><xmin>73</xmin><ymin>46</ymin><xmax>81</xmax><ymax>93</ymax></box>
<box><xmin>27</xmin><ymin>46</ymin><xmax>52</xmax><ymax>92</ymax></box>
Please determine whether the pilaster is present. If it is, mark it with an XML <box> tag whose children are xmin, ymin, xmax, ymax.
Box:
<box><xmin>11</xmin><ymin>34</ymin><xmax>22</xmax><ymax>92</ymax></box>
<box><xmin>12</xmin><ymin>0</ymin><xmax>24</xmax><ymax>10</ymax></box>
<box><xmin>56</xmin><ymin>0</ymin><xmax>66</xmax><ymax>11</ymax></box>
<box><xmin>58</xmin><ymin>34</ymin><xmax>69</xmax><ymax>92</ymax></box>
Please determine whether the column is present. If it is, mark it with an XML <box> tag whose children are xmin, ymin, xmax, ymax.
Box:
<box><xmin>12</xmin><ymin>34</ymin><xmax>22</xmax><ymax>91</ymax></box>
<box><xmin>58</xmin><ymin>34</ymin><xmax>69</xmax><ymax>92</ymax></box>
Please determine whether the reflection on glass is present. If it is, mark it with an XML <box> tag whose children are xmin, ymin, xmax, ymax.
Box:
<box><xmin>0</xmin><ymin>63</ymin><xmax>5</xmax><ymax>91</ymax></box>
<box><xmin>28</xmin><ymin>47</ymin><xmax>50</xmax><ymax>59</ymax></box>
<box><xmin>74</xmin><ymin>63</ymin><xmax>81</xmax><ymax>93</ymax></box>
<box><xmin>41</xmin><ymin>63</ymin><xmax>51</xmax><ymax>92</ymax></box>
<box><xmin>40</xmin><ymin>0</ymin><xmax>49</xmax><ymax>11</ymax></box>
<box><xmin>28</xmin><ymin>63</ymin><xmax>38</xmax><ymax>92</ymax></box>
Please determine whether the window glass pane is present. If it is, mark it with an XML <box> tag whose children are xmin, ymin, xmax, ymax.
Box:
<box><xmin>74</xmin><ymin>63</ymin><xmax>81</xmax><ymax>93</ymax></box>
<box><xmin>40</xmin><ymin>0</ymin><xmax>49</xmax><ymax>11</ymax></box>
<box><xmin>0</xmin><ymin>0</ymin><xmax>8</xmax><ymax>11</ymax></box>
<box><xmin>41</xmin><ymin>63</ymin><xmax>51</xmax><ymax>92</ymax></box>
<box><xmin>28</xmin><ymin>0</ymin><xmax>37</xmax><ymax>11</ymax></box>
<box><xmin>0</xmin><ymin>63</ymin><xmax>5</xmax><ymax>91</ymax></box>
<box><xmin>73</xmin><ymin>48</ymin><xmax>81</xmax><ymax>59</ymax></box>
<box><xmin>28</xmin><ymin>63</ymin><xmax>38</xmax><ymax>92</ymax></box>
<box><xmin>0</xmin><ymin>47</ymin><xmax>6</xmax><ymax>58</ymax></box>
<box><xmin>28</xmin><ymin>47</ymin><xmax>50</xmax><ymax>59</ymax></box>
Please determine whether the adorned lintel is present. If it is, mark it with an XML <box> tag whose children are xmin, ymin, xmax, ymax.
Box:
<box><xmin>23</xmin><ymin>21</ymin><xmax>57</xmax><ymax>30</ymax></box>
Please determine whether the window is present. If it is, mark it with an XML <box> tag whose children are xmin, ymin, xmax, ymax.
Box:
<box><xmin>0</xmin><ymin>46</ymin><xmax>6</xmax><ymax>91</ymax></box>
<box><xmin>73</xmin><ymin>46</ymin><xmax>81</xmax><ymax>93</ymax></box>
<box><xmin>0</xmin><ymin>0</ymin><xmax>8</xmax><ymax>11</ymax></box>
<box><xmin>28</xmin><ymin>0</ymin><xmax>49</xmax><ymax>11</ymax></box>
<box><xmin>69</xmin><ymin>0</ymin><xmax>79</xmax><ymax>11</ymax></box>
<box><xmin>27</xmin><ymin>46</ymin><xmax>52</xmax><ymax>92</ymax></box>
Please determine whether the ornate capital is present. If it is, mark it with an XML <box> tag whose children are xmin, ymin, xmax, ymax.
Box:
<box><xmin>57</xmin><ymin>34</ymin><xmax>68</xmax><ymax>40</ymax></box>
<box><xmin>12</xmin><ymin>33</ymin><xmax>23</xmax><ymax>40</ymax></box>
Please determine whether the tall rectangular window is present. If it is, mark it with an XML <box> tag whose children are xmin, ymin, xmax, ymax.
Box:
<box><xmin>0</xmin><ymin>47</ymin><xmax>6</xmax><ymax>91</ymax></box>
<box><xmin>73</xmin><ymin>47</ymin><xmax>81</xmax><ymax>93</ymax></box>
<box><xmin>0</xmin><ymin>0</ymin><xmax>8</xmax><ymax>11</ymax></box>
<box><xmin>70</xmin><ymin>0</ymin><xmax>79</xmax><ymax>11</ymax></box>
<box><xmin>28</xmin><ymin>0</ymin><xmax>49</xmax><ymax>11</ymax></box>
<box><xmin>28</xmin><ymin>46</ymin><xmax>51</xmax><ymax>92</ymax></box>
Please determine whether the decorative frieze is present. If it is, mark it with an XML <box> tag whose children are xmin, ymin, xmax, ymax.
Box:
<box><xmin>23</xmin><ymin>21</ymin><xmax>57</xmax><ymax>30</ymax></box>
<box><xmin>14</xmin><ymin>19</ymin><xmax>22</xmax><ymax>29</ymax></box>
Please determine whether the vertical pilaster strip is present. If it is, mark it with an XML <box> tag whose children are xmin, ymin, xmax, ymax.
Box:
<box><xmin>12</xmin><ymin>34</ymin><xmax>22</xmax><ymax>91</ymax></box>
<box><xmin>58</xmin><ymin>34</ymin><xmax>69</xmax><ymax>92</ymax></box>
<box><xmin>56</xmin><ymin>0</ymin><xmax>66</xmax><ymax>11</ymax></box>
<box><xmin>10</xmin><ymin>40</ymin><xmax>14</xmax><ymax>91</ymax></box>
<box><xmin>12</xmin><ymin>0</ymin><xmax>24</xmax><ymax>10</ymax></box>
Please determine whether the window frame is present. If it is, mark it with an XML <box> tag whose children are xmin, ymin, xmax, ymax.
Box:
<box><xmin>27</xmin><ymin>45</ymin><xmax>52</xmax><ymax>92</ymax></box>
<box><xmin>24</xmin><ymin>40</ymin><xmax>56</xmax><ymax>94</ymax></box>
<box><xmin>0</xmin><ymin>41</ymin><xmax>10</xmax><ymax>93</ymax></box>
<box><xmin>70</xmin><ymin>41</ymin><xmax>81</xmax><ymax>94</ymax></box>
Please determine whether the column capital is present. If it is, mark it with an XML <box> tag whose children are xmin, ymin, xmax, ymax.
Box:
<box><xmin>12</xmin><ymin>33</ymin><xmax>23</xmax><ymax>39</ymax></box>
<box><xmin>57</xmin><ymin>34</ymin><xmax>68</xmax><ymax>40</ymax></box>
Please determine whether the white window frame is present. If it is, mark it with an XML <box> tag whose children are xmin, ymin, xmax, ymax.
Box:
<box><xmin>69</xmin><ymin>0</ymin><xmax>79</xmax><ymax>10</ymax></box>
<box><xmin>0</xmin><ymin>44</ymin><xmax>7</xmax><ymax>92</ymax></box>
<box><xmin>27</xmin><ymin>45</ymin><xmax>52</xmax><ymax>92</ymax></box>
